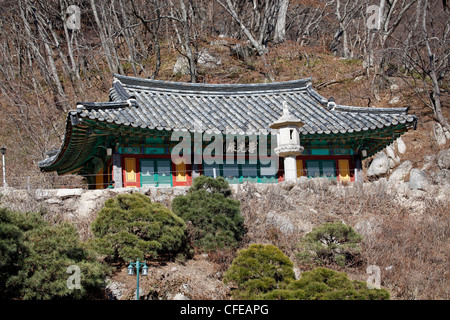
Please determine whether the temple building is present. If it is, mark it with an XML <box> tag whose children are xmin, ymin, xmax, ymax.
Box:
<box><xmin>38</xmin><ymin>74</ymin><xmax>417</xmax><ymax>189</ymax></box>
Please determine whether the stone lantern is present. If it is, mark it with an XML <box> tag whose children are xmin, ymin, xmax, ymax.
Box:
<box><xmin>270</xmin><ymin>101</ymin><xmax>304</xmax><ymax>182</ymax></box>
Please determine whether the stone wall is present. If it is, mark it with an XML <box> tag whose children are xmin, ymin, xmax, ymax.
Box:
<box><xmin>0</xmin><ymin>186</ymin><xmax>190</xmax><ymax>235</ymax></box>
<box><xmin>1</xmin><ymin>149</ymin><xmax>449</xmax><ymax>227</ymax></box>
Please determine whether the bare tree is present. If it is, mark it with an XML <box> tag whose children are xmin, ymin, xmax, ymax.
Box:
<box><xmin>332</xmin><ymin>0</ymin><xmax>363</xmax><ymax>58</ymax></box>
<box><xmin>274</xmin><ymin>0</ymin><xmax>289</xmax><ymax>43</ymax></box>
<box><xmin>165</xmin><ymin>0</ymin><xmax>200</xmax><ymax>82</ymax></box>
<box><xmin>390</xmin><ymin>0</ymin><xmax>449</xmax><ymax>131</ymax></box>
<box><xmin>285</xmin><ymin>0</ymin><xmax>334</xmax><ymax>47</ymax></box>
<box><xmin>370</xmin><ymin>0</ymin><xmax>418</xmax><ymax>98</ymax></box>
<box><xmin>90</xmin><ymin>0</ymin><xmax>123</xmax><ymax>74</ymax></box>
<box><xmin>130</xmin><ymin>0</ymin><xmax>164</xmax><ymax>79</ymax></box>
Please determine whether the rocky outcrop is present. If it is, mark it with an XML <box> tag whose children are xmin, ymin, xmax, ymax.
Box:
<box><xmin>388</xmin><ymin>160</ymin><xmax>412</xmax><ymax>184</ymax></box>
<box><xmin>173</xmin><ymin>56</ymin><xmax>189</xmax><ymax>75</ymax></box>
<box><xmin>106</xmin><ymin>278</ymin><xmax>127</xmax><ymax>300</ymax></box>
<box><xmin>396</xmin><ymin>137</ymin><xmax>407</xmax><ymax>154</ymax></box>
<box><xmin>367</xmin><ymin>152</ymin><xmax>390</xmax><ymax>176</ymax></box>
<box><xmin>197</xmin><ymin>49</ymin><xmax>222</xmax><ymax>68</ymax></box>
<box><xmin>409</xmin><ymin>169</ymin><xmax>430</xmax><ymax>191</ymax></box>
<box><xmin>437</xmin><ymin>149</ymin><xmax>450</xmax><ymax>170</ymax></box>
<box><xmin>432</xmin><ymin>122</ymin><xmax>450</xmax><ymax>146</ymax></box>
<box><xmin>266</xmin><ymin>211</ymin><xmax>295</xmax><ymax>235</ymax></box>
<box><xmin>432</xmin><ymin>169</ymin><xmax>450</xmax><ymax>187</ymax></box>
<box><xmin>368</xmin><ymin>138</ymin><xmax>407</xmax><ymax>177</ymax></box>
<box><xmin>0</xmin><ymin>186</ymin><xmax>189</xmax><ymax>229</ymax></box>
<box><xmin>173</xmin><ymin>50</ymin><xmax>221</xmax><ymax>75</ymax></box>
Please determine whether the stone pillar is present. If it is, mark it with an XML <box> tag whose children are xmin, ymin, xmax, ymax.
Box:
<box><xmin>354</xmin><ymin>155</ymin><xmax>363</xmax><ymax>183</ymax></box>
<box><xmin>112</xmin><ymin>153</ymin><xmax>123</xmax><ymax>188</ymax></box>
<box><xmin>284</xmin><ymin>155</ymin><xmax>297</xmax><ymax>182</ymax></box>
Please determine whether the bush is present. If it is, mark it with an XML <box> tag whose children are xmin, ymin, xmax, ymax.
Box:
<box><xmin>0</xmin><ymin>208</ymin><xmax>107</xmax><ymax>300</ymax></box>
<box><xmin>172</xmin><ymin>176</ymin><xmax>245</xmax><ymax>251</ymax></box>
<box><xmin>0</xmin><ymin>208</ymin><xmax>29</xmax><ymax>298</ymax></box>
<box><xmin>296</xmin><ymin>222</ymin><xmax>363</xmax><ymax>268</ymax></box>
<box><xmin>223</xmin><ymin>244</ymin><xmax>295</xmax><ymax>299</ymax></box>
<box><xmin>260</xmin><ymin>267</ymin><xmax>390</xmax><ymax>300</ymax></box>
<box><xmin>91</xmin><ymin>192</ymin><xmax>187</xmax><ymax>263</ymax></box>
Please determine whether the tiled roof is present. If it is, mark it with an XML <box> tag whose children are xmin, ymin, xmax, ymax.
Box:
<box><xmin>70</xmin><ymin>74</ymin><xmax>416</xmax><ymax>136</ymax></box>
<box><xmin>39</xmin><ymin>75</ymin><xmax>417</xmax><ymax>173</ymax></box>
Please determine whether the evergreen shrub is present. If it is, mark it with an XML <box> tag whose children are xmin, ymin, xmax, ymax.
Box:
<box><xmin>0</xmin><ymin>208</ymin><xmax>106</xmax><ymax>299</ymax></box>
<box><xmin>172</xmin><ymin>176</ymin><xmax>245</xmax><ymax>251</ymax></box>
<box><xmin>223</xmin><ymin>243</ymin><xmax>295</xmax><ymax>299</ymax></box>
<box><xmin>91</xmin><ymin>192</ymin><xmax>186</xmax><ymax>263</ymax></box>
<box><xmin>296</xmin><ymin>222</ymin><xmax>363</xmax><ymax>268</ymax></box>
<box><xmin>261</xmin><ymin>267</ymin><xmax>390</xmax><ymax>300</ymax></box>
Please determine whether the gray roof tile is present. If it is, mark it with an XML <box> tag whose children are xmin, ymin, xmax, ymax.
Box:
<box><xmin>73</xmin><ymin>74</ymin><xmax>416</xmax><ymax>137</ymax></box>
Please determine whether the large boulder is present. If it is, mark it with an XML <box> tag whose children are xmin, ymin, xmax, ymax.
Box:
<box><xmin>422</xmin><ymin>155</ymin><xmax>436</xmax><ymax>171</ymax></box>
<box><xmin>55</xmin><ymin>188</ymin><xmax>83</xmax><ymax>198</ymax></box>
<box><xmin>409</xmin><ymin>169</ymin><xmax>430</xmax><ymax>191</ymax></box>
<box><xmin>386</xmin><ymin>144</ymin><xmax>400</xmax><ymax>164</ymax></box>
<box><xmin>432</xmin><ymin>123</ymin><xmax>449</xmax><ymax>146</ymax></box>
<box><xmin>388</xmin><ymin>160</ymin><xmax>413</xmax><ymax>184</ymax></box>
<box><xmin>433</xmin><ymin>169</ymin><xmax>450</xmax><ymax>186</ymax></box>
<box><xmin>367</xmin><ymin>152</ymin><xmax>390</xmax><ymax>176</ymax></box>
<box><xmin>396</xmin><ymin>137</ymin><xmax>407</xmax><ymax>154</ymax></box>
<box><xmin>266</xmin><ymin>211</ymin><xmax>295</xmax><ymax>235</ymax></box>
<box><xmin>437</xmin><ymin>149</ymin><xmax>450</xmax><ymax>170</ymax></box>
<box><xmin>354</xmin><ymin>217</ymin><xmax>383</xmax><ymax>238</ymax></box>
<box><xmin>173</xmin><ymin>56</ymin><xmax>189</xmax><ymax>75</ymax></box>
<box><xmin>197</xmin><ymin>49</ymin><xmax>221</xmax><ymax>68</ymax></box>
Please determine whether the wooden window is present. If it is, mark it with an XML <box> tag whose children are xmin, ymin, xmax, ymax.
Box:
<box><xmin>125</xmin><ymin>158</ymin><xmax>136</xmax><ymax>182</ymax></box>
<box><xmin>223</xmin><ymin>163</ymin><xmax>240</xmax><ymax>184</ymax></box>
<box><xmin>306</xmin><ymin>160</ymin><xmax>321</xmax><ymax>177</ymax></box>
<box><xmin>203</xmin><ymin>163</ymin><xmax>220</xmax><ymax>178</ymax></box>
<box><xmin>296</xmin><ymin>159</ymin><xmax>304</xmax><ymax>178</ymax></box>
<box><xmin>321</xmin><ymin>160</ymin><xmax>335</xmax><ymax>177</ymax></box>
<box><xmin>95</xmin><ymin>168</ymin><xmax>104</xmax><ymax>189</ymax></box>
<box><xmin>140</xmin><ymin>159</ymin><xmax>172</xmax><ymax>187</ymax></box>
<box><xmin>305</xmin><ymin>160</ymin><xmax>336</xmax><ymax>179</ymax></box>
<box><xmin>140</xmin><ymin>159</ymin><xmax>155</xmax><ymax>186</ymax></box>
<box><xmin>176</xmin><ymin>160</ymin><xmax>187</xmax><ymax>182</ymax></box>
<box><xmin>338</xmin><ymin>159</ymin><xmax>350</xmax><ymax>182</ymax></box>
<box><xmin>156</xmin><ymin>160</ymin><xmax>172</xmax><ymax>186</ymax></box>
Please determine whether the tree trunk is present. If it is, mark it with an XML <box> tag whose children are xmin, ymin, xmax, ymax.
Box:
<box><xmin>90</xmin><ymin>0</ymin><xmax>119</xmax><ymax>73</ymax></box>
<box><xmin>274</xmin><ymin>0</ymin><xmax>289</xmax><ymax>43</ymax></box>
<box><xmin>422</xmin><ymin>0</ymin><xmax>450</xmax><ymax>132</ymax></box>
<box><xmin>179</xmin><ymin>0</ymin><xmax>197</xmax><ymax>82</ymax></box>
<box><xmin>217</xmin><ymin>0</ymin><xmax>267</xmax><ymax>55</ymax></box>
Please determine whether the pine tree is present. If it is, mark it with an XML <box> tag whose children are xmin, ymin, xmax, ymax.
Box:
<box><xmin>1</xmin><ymin>208</ymin><xmax>107</xmax><ymax>300</ymax></box>
<box><xmin>91</xmin><ymin>192</ymin><xmax>187</xmax><ymax>263</ymax></box>
<box><xmin>172</xmin><ymin>176</ymin><xmax>245</xmax><ymax>251</ymax></box>
<box><xmin>223</xmin><ymin>244</ymin><xmax>295</xmax><ymax>299</ymax></box>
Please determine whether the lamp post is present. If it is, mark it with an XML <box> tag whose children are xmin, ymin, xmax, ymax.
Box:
<box><xmin>270</xmin><ymin>102</ymin><xmax>304</xmax><ymax>182</ymax></box>
<box><xmin>0</xmin><ymin>148</ymin><xmax>6</xmax><ymax>188</ymax></box>
<box><xmin>127</xmin><ymin>259</ymin><xmax>148</xmax><ymax>300</ymax></box>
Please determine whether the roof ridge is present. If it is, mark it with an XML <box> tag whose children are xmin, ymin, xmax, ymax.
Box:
<box><xmin>334</xmin><ymin>104</ymin><xmax>410</xmax><ymax>114</ymax></box>
<box><xmin>75</xmin><ymin>100</ymin><xmax>137</xmax><ymax>110</ymax></box>
<box><xmin>112</xmin><ymin>73</ymin><xmax>312</xmax><ymax>94</ymax></box>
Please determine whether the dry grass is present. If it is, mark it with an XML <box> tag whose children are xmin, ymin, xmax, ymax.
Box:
<box><xmin>1</xmin><ymin>175</ymin><xmax>448</xmax><ymax>300</ymax></box>
<box><xmin>361</xmin><ymin>199</ymin><xmax>449</xmax><ymax>299</ymax></box>
<box><xmin>112</xmin><ymin>255</ymin><xmax>230</xmax><ymax>300</ymax></box>
<box><xmin>232</xmin><ymin>179</ymin><xmax>449</xmax><ymax>300</ymax></box>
